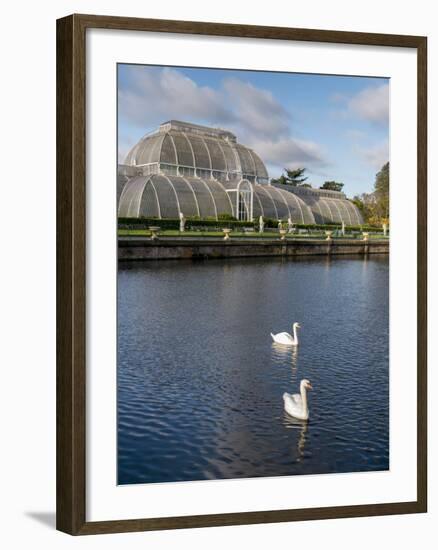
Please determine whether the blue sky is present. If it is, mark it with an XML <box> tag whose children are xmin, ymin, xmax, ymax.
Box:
<box><xmin>118</xmin><ymin>64</ymin><xmax>389</xmax><ymax>197</ymax></box>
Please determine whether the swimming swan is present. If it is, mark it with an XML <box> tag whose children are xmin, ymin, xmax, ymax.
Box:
<box><xmin>283</xmin><ymin>379</ymin><xmax>313</xmax><ymax>420</ymax></box>
<box><xmin>271</xmin><ymin>322</ymin><xmax>301</xmax><ymax>346</ymax></box>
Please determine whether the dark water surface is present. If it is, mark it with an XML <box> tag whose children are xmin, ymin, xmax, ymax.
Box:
<box><xmin>118</xmin><ymin>256</ymin><xmax>389</xmax><ymax>485</ymax></box>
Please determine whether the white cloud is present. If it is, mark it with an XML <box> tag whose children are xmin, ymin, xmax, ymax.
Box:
<box><xmin>119</xmin><ymin>66</ymin><xmax>329</xmax><ymax>175</ymax></box>
<box><xmin>345</xmin><ymin>125</ymin><xmax>389</xmax><ymax>171</ymax></box>
<box><xmin>347</xmin><ymin>84</ymin><xmax>389</xmax><ymax>125</ymax></box>
<box><xmin>356</xmin><ymin>142</ymin><xmax>389</xmax><ymax>170</ymax></box>
<box><xmin>119</xmin><ymin>67</ymin><xmax>235</xmax><ymax>128</ymax></box>
<box><xmin>250</xmin><ymin>137</ymin><xmax>327</xmax><ymax>172</ymax></box>
<box><xmin>222</xmin><ymin>78</ymin><xmax>290</xmax><ymax>140</ymax></box>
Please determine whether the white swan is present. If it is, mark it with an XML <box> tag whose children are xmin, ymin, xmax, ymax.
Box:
<box><xmin>271</xmin><ymin>322</ymin><xmax>301</xmax><ymax>346</ymax></box>
<box><xmin>283</xmin><ymin>379</ymin><xmax>313</xmax><ymax>420</ymax></box>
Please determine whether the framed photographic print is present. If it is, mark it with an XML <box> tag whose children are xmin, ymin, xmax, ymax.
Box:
<box><xmin>56</xmin><ymin>14</ymin><xmax>427</xmax><ymax>535</ymax></box>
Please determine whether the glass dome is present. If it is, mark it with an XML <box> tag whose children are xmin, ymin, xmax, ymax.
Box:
<box><xmin>119</xmin><ymin>120</ymin><xmax>363</xmax><ymax>225</ymax></box>
<box><xmin>124</xmin><ymin>120</ymin><xmax>270</xmax><ymax>185</ymax></box>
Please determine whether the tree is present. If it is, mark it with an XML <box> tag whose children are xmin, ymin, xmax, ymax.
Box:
<box><xmin>270</xmin><ymin>174</ymin><xmax>288</xmax><ymax>185</ymax></box>
<box><xmin>320</xmin><ymin>180</ymin><xmax>344</xmax><ymax>192</ymax></box>
<box><xmin>374</xmin><ymin>162</ymin><xmax>389</xmax><ymax>222</ymax></box>
<box><xmin>352</xmin><ymin>162</ymin><xmax>389</xmax><ymax>225</ymax></box>
<box><xmin>352</xmin><ymin>193</ymin><xmax>374</xmax><ymax>223</ymax></box>
<box><xmin>271</xmin><ymin>167</ymin><xmax>308</xmax><ymax>186</ymax></box>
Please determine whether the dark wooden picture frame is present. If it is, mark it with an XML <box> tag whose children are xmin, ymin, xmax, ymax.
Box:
<box><xmin>57</xmin><ymin>13</ymin><xmax>427</xmax><ymax>535</ymax></box>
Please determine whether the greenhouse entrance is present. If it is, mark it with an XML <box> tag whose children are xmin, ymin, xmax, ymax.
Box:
<box><xmin>236</xmin><ymin>180</ymin><xmax>253</xmax><ymax>222</ymax></box>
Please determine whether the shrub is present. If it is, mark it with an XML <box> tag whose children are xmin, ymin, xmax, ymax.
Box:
<box><xmin>117</xmin><ymin>217</ymin><xmax>387</xmax><ymax>233</ymax></box>
<box><xmin>118</xmin><ymin>217</ymin><xmax>254</xmax><ymax>231</ymax></box>
<box><xmin>217</xmin><ymin>213</ymin><xmax>237</xmax><ymax>221</ymax></box>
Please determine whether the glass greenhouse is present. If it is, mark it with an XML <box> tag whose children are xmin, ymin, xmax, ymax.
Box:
<box><xmin>118</xmin><ymin>120</ymin><xmax>363</xmax><ymax>225</ymax></box>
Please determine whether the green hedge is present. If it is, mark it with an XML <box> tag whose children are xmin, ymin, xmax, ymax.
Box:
<box><xmin>263</xmin><ymin>218</ymin><xmax>342</xmax><ymax>230</ymax></box>
<box><xmin>118</xmin><ymin>217</ymin><xmax>387</xmax><ymax>233</ymax></box>
<box><xmin>247</xmin><ymin>218</ymin><xmax>384</xmax><ymax>232</ymax></box>
<box><xmin>118</xmin><ymin>217</ymin><xmax>254</xmax><ymax>230</ymax></box>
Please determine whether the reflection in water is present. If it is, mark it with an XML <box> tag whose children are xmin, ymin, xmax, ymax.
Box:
<box><xmin>118</xmin><ymin>256</ymin><xmax>389</xmax><ymax>484</ymax></box>
<box><xmin>271</xmin><ymin>343</ymin><xmax>299</xmax><ymax>377</ymax></box>
<box><xmin>282</xmin><ymin>414</ymin><xmax>308</xmax><ymax>462</ymax></box>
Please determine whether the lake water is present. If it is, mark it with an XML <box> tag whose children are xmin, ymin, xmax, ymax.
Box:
<box><xmin>118</xmin><ymin>255</ymin><xmax>389</xmax><ymax>485</ymax></box>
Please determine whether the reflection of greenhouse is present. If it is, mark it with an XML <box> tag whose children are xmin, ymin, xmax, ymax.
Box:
<box><xmin>118</xmin><ymin>120</ymin><xmax>363</xmax><ymax>225</ymax></box>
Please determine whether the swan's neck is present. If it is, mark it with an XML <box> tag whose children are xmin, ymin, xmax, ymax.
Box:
<box><xmin>292</xmin><ymin>325</ymin><xmax>299</xmax><ymax>344</ymax></box>
<box><xmin>300</xmin><ymin>386</ymin><xmax>308</xmax><ymax>414</ymax></box>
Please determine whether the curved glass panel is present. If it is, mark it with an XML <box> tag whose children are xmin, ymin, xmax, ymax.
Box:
<box><xmin>160</xmin><ymin>135</ymin><xmax>177</xmax><ymax>165</ymax></box>
<box><xmin>171</xmin><ymin>132</ymin><xmax>195</xmax><ymax>167</ymax></box>
<box><xmin>335</xmin><ymin>200</ymin><xmax>352</xmax><ymax>225</ymax></box>
<box><xmin>136</xmin><ymin>135</ymin><xmax>160</xmax><ymax>165</ymax></box>
<box><xmin>254</xmin><ymin>186</ymin><xmax>277</xmax><ymax>219</ymax></box>
<box><xmin>284</xmin><ymin>189</ymin><xmax>311</xmax><ymax>223</ymax></box>
<box><xmin>311</xmin><ymin>201</ymin><xmax>325</xmax><ymax>224</ymax></box>
<box><xmin>118</xmin><ymin>176</ymin><xmax>150</xmax><ymax>218</ymax></box>
<box><xmin>268</xmin><ymin>186</ymin><xmax>292</xmax><ymax>219</ymax></box>
<box><xmin>252</xmin><ymin>193</ymin><xmax>263</xmax><ymax>218</ymax></box>
<box><xmin>293</xmin><ymin>193</ymin><xmax>319</xmax><ymax>223</ymax></box>
<box><xmin>345</xmin><ymin>200</ymin><xmax>363</xmax><ymax>225</ymax></box>
<box><xmin>151</xmin><ymin>175</ymin><xmax>180</xmax><ymax>218</ymax></box>
<box><xmin>185</xmin><ymin>177</ymin><xmax>217</xmax><ymax>218</ymax></box>
<box><xmin>318</xmin><ymin>199</ymin><xmax>334</xmax><ymax>223</ymax></box>
<box><xmin>219</xmin><ymin>140</ymin><xmax>239</xmax><ymax>173</ymax></box>
<box><xmin>249</xmin><ymin>150</ymin><xmax>269</xmax><ymax>179</ymax></box>
<box><xmin>207</xmin><ymin>179</ymin><xmax>234</xmax><ymax>217</ymax></box>
<box><xmin>186</xmin><ymin>134</ymin><xmax>211</xmax><ymax>169</ymax></box>
<box><xmin>325</xmin><ymin>200</ymin><xmax>341</xmax><ymax>223</ymax></box>
<box><xmin>117</xmin><ymin>175</ymin><xmax>129</xmax><ymax>204</ymax></box>
<box><xmin>124</xmin><ymin>141</ymin><xmax>142</xmax><ymax>166</ymax></box>
<box><xmin>139</xmin><ymin>180</ymin><xmax>160</xmax><ymax>218</ymax></box>
<box><xmin>166</xmin><ymin>175</ymin><xmax>199</xmax><ymax>217</ymax></box>
<box><xmin>235</xmin><ymin>144</ymin><xmax>255</xmax><ymax>175</ymax></box>
<box><xmin>297</xmin><ymin>196</ymin><xmax>364</xmax><ymax>225</ymax></box>
<box><xmin>204</xmin><ymin>138</ymin><xmax>227</xmax><ymax>171</ymax></box>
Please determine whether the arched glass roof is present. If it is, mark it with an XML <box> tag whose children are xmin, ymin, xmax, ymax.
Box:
<box><xmin>118</xmin><ymin>175</ymin><xmax>315</xmax><ymax>223</ymax></box>
<box><xmin>124</xmin><ymin>120</ymin><xmax>269</xmax><ymax>182</ymax></box>
<box><xmin>291</xmin><ymin>193</ymin><xmax>363</xmax><ymax>225</ymax></box>
<box><xmin>117</xmin><ymin>174</ymin><xmax>130</xmax><ymax>204</ymax></box>
<box><xmin>271</xmin><ymin>183</ymin><xmax>364</xmax><ymax>225</ymax></box>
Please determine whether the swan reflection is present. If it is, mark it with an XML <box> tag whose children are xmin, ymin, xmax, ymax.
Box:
<box><xmin>271</xmin><ymin>342</ymin><xmax>299</xmax><ymax>374</ymax></box>
<box><xmin>282</xmin><ymin>415</ymin><xmax>309</xmax><ymax>461</ymax></box>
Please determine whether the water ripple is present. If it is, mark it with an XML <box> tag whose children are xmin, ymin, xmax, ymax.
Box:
<box><xmin>118</xmin><ymin>256</ymin><xmax>389</xmax><ymax>484</ymax></box>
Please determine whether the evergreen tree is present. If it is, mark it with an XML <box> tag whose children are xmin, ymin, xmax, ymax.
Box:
<box><xmin>320</xmin><ymin>181</ymin><xmax>344</xmax><ymax>192</ymax></box>
<box><xmin>271</xmin><ymin>167</ymin><xmax>308</xmax><ymax>186</ymax></box>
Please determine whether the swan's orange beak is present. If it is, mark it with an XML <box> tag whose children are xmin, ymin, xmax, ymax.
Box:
<box><xmin>307</xmin><ymin>383</ymin><xmax>313</xmax><ymax>390</ymax></box>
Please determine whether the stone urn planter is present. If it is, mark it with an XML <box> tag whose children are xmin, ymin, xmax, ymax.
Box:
<box><xmin>362</xmin><ymin>232</ymin><xmax>369</xmax><ymax>242</ymax></box>
<box><xmin>222</xmin><ymin>228</ymin><xmax>232</xmax><ymax>241</ymax></box>
<box><xmin>325</xmin><ymin>230</ymin><xmax>333</xmax><ymax>241</ymax></box>
<box><xmin>148</xmin><ymin>226</ymin><xmax>161</xmax><ymax>240</ymax></box>
<box><xmin>279</xmin><ymin>229</ymin><xmax>287</xmax><ymax>241</ymax></box>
